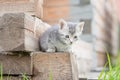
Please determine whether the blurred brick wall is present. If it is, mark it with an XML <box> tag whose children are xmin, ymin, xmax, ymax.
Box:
<box><xmin>42</xmin><ymin>0</ymin><xmax>69</xmax><ymax>25</ymax></box>
<box><xmin>114</xmin><ymin>0</ymin><xmax>120</xmax><ymax>22</ymax></box>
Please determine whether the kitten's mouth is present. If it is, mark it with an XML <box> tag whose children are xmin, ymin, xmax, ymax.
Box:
<box><xmin>70</xmin><ymin>42</ymin><xmax>73</xmax><ymax>44</ymax></box>
<box><xmin>68</xmin><ymin>42</ymin><xmax>73</xmax><ymax>45</ymax></box>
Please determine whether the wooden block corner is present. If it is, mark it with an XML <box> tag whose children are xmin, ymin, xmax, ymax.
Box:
<box><xmin>0</xmin><ymin>52</ymin><xmax>33</xmax><ymax>75</ymax></box>
<box><xmin>31</xmin><ymin>52</ymin><xmax>73</xmax><ymax>80</ymax></box>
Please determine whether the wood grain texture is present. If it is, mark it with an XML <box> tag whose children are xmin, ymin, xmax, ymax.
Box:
<box><xmin>32</xmin><ymin>52</ymin><xmax>73</xmax><ymax>80</ymax></box>
<box><xmin>0</xmin><ymin>0</ymin><xmax>43</xmax><ymax>17</ymax></box>
<box><xmin>0</xmin><ymin>0</ymin><xmax>29</xmax><ymax>3</ymax></box>
<box><xmin>0</xmin><ymin>52</ymin><xmax>32</xmax><ymax>75</ymax></box>
<box><xmin>35</xmin><ymin>0</ymin><xmax>43</xmax><ymax>18</ymax></box>
<box><xmin>3</xmin><ymin>77</ymin><xmax>21</xmax><ymax>80</ymax></box>
<box><xmin>70</xmin><ymin>54</ymin><xmax>79</xmax><ymax>80</ymax></box>
<box><xmin>0</xmin><ymin>2</ymin><xmax>35</xmax><ymax>13</ymax></box>
<box><xmin>0</xmin><ymin>13</ymin><xmax>40</xmax><ymax>52</ymax></box>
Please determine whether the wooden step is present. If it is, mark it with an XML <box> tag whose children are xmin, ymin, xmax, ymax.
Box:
<box><xmin>0</xmin><ymin>0</ymin><xmax>30</xmax><ymax>3</ymax></box>
<box><xmin>2</xmin><ymin>76</ymin><xmax>30</xmax><ymax>80</ymax></box>
<box><xmin>0</xmin><ymin>52</ymin><xmax>78</xmax><ymax>80</ymax></box>
<box><xmin>0</xmin><ymin>13</ymin><xmax>50</xmax><ymax>52</ymax></box>
<box><xmin>32</xmin><ymin>52</ymin><xmax>77</xmax><ymax>80</ymax></box>
<box><xmin>0</xmin><ymin>0</ymin><xmax>43</xmax><ymax>18</ymax></box>
<box><xmin>0</xmin><ymin>2</ymin><xmax>35</xmax><ymax>15</ymax></box>
<box><xmin>0</xmin><ymin>52</ymin><xmax>32</xmax><ymax>75</ymax></box>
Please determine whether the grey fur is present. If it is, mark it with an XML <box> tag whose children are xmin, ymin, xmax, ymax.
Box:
<box><xmin>39</xmin><ymin>19</ymin><xmax>84</xmax><ymax>52</ymax></box>
<box><xmin>68</xmin><ymin>23</ymin><xmax>76</xmax><ymax>35</ymax></box>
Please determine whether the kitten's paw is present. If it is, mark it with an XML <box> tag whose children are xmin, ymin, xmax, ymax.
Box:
<box><xmin>46</xmin><ymin>49</ymin><xmax>55</xmax><ymax>53</ymax></box>
<box><xmin>67</xmin><ymin>49</ymin><xmax>73</xmax><ymax>54</ymax></box>
<box><xmin>68</xmin><ymin>51</ymin><xmax>73</xmax><ymax>54</ymax></box>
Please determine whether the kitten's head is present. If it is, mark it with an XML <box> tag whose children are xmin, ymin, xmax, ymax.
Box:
<box><xmin>58</xmin><ymin>19</ymin><xmax>84</xmax><ymax>45</ymax></box>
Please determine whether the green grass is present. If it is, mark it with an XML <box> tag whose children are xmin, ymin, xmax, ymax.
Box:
<box><xmin>0</xmin><ymin>64</ymin><xmax>29</xmax><ymax>80</ymax></box>
<box><xmin>98</xmin><ymin>50</ymin><xmax>120</xmax><ymax>80</ymax></box>
<box><xmin>0</xmin><ymin>64</ymin><xmax>3</xmax><ymax>80</ymax></box>
<box><xmin>0</xmin><ymin>63</ymin><xmax>53</xmax><ymax>80</ymax></box>
<box><xmin>49</xmin><ymin>69</ymin><xmax>53</xmax><ymax>80</ymax></box>
<box><xmin>21</xmin><ymin>73</ymin><xmax>29</xmax><ymax>80</ymax></box>
<box><xmin>6</xmin><ymin>71</ymin><xmax>11</xmax><ymax>80</ymax></box>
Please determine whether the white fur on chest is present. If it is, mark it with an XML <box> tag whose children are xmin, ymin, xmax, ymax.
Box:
<box><xmin>55</xmin><ymin>41</ymin><xmax>71</xmax><ymax>52</ymax></box>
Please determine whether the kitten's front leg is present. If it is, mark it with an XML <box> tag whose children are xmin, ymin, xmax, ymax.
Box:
<box><xmin>66</xmin><ymin>46</ymin><xmax>73</xmax><ymax>54</ymax></box>
<box><xmin>46</xmin><ymin>48</ymin><xmax>56</xmax><ymax>53</ymax></box>
<box><xmin>67</xmin><ymin>49</ymin><xmax>73</xmax><ymax>54</ymax></box>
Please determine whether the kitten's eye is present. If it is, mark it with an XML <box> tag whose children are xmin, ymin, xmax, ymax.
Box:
<box><xmin>74</xmin><ymin>36</ymin><xmax>77</xmax><ymax>38</ymax></box>
<box><xmin>65</xmin><ymin>35</ymin><xmax>69</xmax><ymax>38</ymax></box>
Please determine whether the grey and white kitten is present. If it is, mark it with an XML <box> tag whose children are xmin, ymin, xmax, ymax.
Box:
<box><xmin>40</xmin><ymin>19</ymin><xmax>84</xmax><ymax>52</ymax></box>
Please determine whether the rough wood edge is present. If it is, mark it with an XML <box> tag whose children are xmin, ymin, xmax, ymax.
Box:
<box><xmin>70</xmin><ymin>53</ymin><xmax>79</xmax><ymax>80</ymax></box>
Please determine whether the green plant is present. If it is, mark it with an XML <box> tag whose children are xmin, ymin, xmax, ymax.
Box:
<box><xmin>0</xmin><ymin>64</ymin><xmax>29</xmax><ymax>80</ymax></box>
<box><xmin>0</xmin><ymin>64</ymin><xmax>3</xmax><ymax>80</ymax></box>
<box><xmin>7</xmin><ymin>71</ymin><xmax>11</xmax><ymax>80</ymax></box>
<box><xmin>21</xmin><ymin>73</ymin><xmax>29</xmax><ymax>80</ymax></box>
<box><xmin>116</xmin><ymin>50</ymin><xmax>120</xmax><ymax>65</ymax></box>
<box><xmin>49</xmin><ymin>69</ymin><xmax>53</xmax><ymax>80</ymax></box>
<box><xmin>98</xmin><ymin>50</ymin><xmax>120</xmax><ymax>80</ymax></box>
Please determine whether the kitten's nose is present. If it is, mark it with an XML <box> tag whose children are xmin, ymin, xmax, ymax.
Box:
<box><xmin>70</xmin><ymin>39</ymin><xmax>73</xmax><ymax>44</ymax></box>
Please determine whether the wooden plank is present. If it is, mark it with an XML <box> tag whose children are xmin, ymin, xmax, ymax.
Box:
<box><xmin>0</xmin><ymin>0</ymin><xmax>29</xmax><ymax>3</ymax></box>
<box><xmin>0</xmin><ymin>52</ymin><xmax>32</xmax><ymax>75</ymax></box>
<box><xmin>35</xmin><ymin>0</ymin><xmax>43</xmax><ymax>18</ymax></box>
<box><xmin>0</xmin><ymin>2</ymin><xmax>35</xmax><ymax>15</ymax></box>
<box><xmin>3</xmin><ymin>76</ymin><xmax>31</xmax><ymax>80</ymax></box>
<box><xmin>4</xmin><ymin>77</ymin><xmax>20</xmax><ymax>80</ymax></box>
<box><xmin>32</xmin><ymin>52</ymin><xmax>73</xmax><ymax>80</ymax></box>
<box><xmin>0</xmin><ymin>0</ymin><xmax>43</xmax><ymax>17</ymax></box>
<box><xmin>0</xmin><ymin>13</ymin><xmax>24</xmax><ymax>51</ymax></box>
<box><xmin>3</xmin><ymin>76</ymin><xmax>22</xmax><ymax>80</ymax></box>
<box><xmin>0</xmin><ymin>13</ymin><xmax>44</xmax><ymax>52</ymax></box>
<box><xmin>70</xmin><ymin>54</ymin><xmax>79</xmax><ymax>80</ymax></box>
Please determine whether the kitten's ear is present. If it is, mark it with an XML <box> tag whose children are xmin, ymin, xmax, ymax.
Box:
<box><xmin>59</xmin><ymin>19</ymin><xmax>67</xmax><ymax>29</ymax></box>
<box><xmin>77</xmin><ymin>22</ymin><xmax>85</xmax><ymax>32</ymax></box>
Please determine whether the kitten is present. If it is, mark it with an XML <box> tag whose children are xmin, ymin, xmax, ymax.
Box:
<box><xmin>39</xmin><ymin>19</ymin><xmax>84</xmax><ymax>52</ymax></box>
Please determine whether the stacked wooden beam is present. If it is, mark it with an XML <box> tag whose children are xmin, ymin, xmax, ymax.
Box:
<box><xmin>0</xmin><ymin>13</ymin><xmax>51</xmax><ymax>52</ymax></box>
<box><xmin>0</xmin><ymin>0</ymin><xmax>43</xmax><ymax>18</ymax></box>
<box><xmin>0</xmin><ymin>0</ymin><xmax>94</xmax><ymax>79</ymax></box>
<box><xmin>0</xmin><ymin>52</ymin><xmax>76</xmax><ymax>80</ymax></box>
<box><xmin>0</xmin><ymin>13</ymin><xmax>78</xmax><ymax>80</ymax></box>
<box><xmin>32</xmin><ymin>52</ymin><xmax>75</xmax><ymax>80</ymax></box>
<box><xmin>0</xmin><ymin>13</ymin><xmax>45</xmax><ymax>79</ymax></box>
